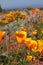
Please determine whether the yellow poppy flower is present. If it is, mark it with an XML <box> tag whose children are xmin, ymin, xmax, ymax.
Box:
<box><xmin>32</xmin><ymin>30</ymin><xmax>37</xmax><ymax>35</ymax></box>
<box><xmin>24</xmin><ymin>38</ymin><xmax>32</xmax><ymax>48</ymax></box>
<box><xmin>15</xmin><ymin>31</ymin><xmax>27</xmax><ymax>43</ymax></box>
<box><xmin>30</xmin><ymin>40</ymin><xmax>37</xmax><ymax>50</ymax></box>
<box><xmin>27</xmin><ymin>55</ymin><xmax>33</xmax><ymax>61</ymax></box>
<box><xmin>37</xmin><ymin>40</ymin><xmax>43</xmax><ymax>53</ymax></box>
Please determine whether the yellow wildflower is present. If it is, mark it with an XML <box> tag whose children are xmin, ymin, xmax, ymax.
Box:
<box><xmin>15</xmin><ymin>31</ymin><xmax>27</xmax><ymax>43</ymax></box>
<box><xmin>27</xmin><ymin>55</ymin><xmax>33</xmax><ymax>61</ymax></box>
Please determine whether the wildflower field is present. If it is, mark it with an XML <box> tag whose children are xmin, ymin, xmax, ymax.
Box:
<box><xmin>0</xmin><ymin>8</ymin><xmax>43</xmax><ymax>65</ymax></box>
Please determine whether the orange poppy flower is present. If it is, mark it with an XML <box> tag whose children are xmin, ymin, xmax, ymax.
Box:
<box><xmin>37</xmin><ymin>40</ymin><xmax>43</xmax><ymax>53</ymax></box>
<box><xmin>25</xmin><ymin>38</ymin><xmax>37</xmax><ymax>51</ymax></box>
<box><xmin>2</xmin><ymin>19</ymin><xmax>9</xmax><ymax>24</ymax></box>
<box><xmin>32</xmin><ymin>30</ymin><xmax>37</xmax><ymax>36</ymax></box>
<box><xmin>24</xmin><ymin>38</ymin><xmax>32</xmax><ymax>49</ymax></box>
<box><xmin>0</xmin><ymin>31</ymin><xmax>6</xmax><ymax>41</ymax></box>
<box><xmin>40</xmin><ymin>13</ymin><xmax>43</xmax><ymax>17</ymax></box>
<box><xmin>7</xmin><ymin>17</ymin><xmax>12</xmax><ymax>21</ymax></box>
<box><xmin>15</xmin><ymin>31</ymin><xmax>27</xmax><ymax>43</ymax></box>
<box><xmin>30</xmin><ymin>9</ymin><xmax>35</xmax><ymax>15</ymax></box>
<box><xmin>35</xmin><ymin>8</ymin><xmax>40</xmax><ymax>13</ymax></box>
<box><xmin>30</xmin><ymin>40</ymin><xmax>37</xmax><ymax>50</ymax></box>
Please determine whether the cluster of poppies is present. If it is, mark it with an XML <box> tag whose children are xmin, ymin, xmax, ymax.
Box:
<box><xmin>0</xmin><ymin>10</ymin><xmax>28</xmax><ymax>24</ymax></box>
<box><xmin>15</xmin><ymin>30</ymin><xmax>43</xmax><ymax>53</ymax></box>
<box><xmin>0</xmin><ymin>8</ymin><xmax>43</xmax><ymax>64</ymax></box>
<box><xmin>0</xmin><ymin>8</ymin><xmax>43</xmax><ymax>25</ymax></box>
<box><xmin>29</xmin><ymin>8</ymin><xmax>43</xmax><ymax>23</ymax></box>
